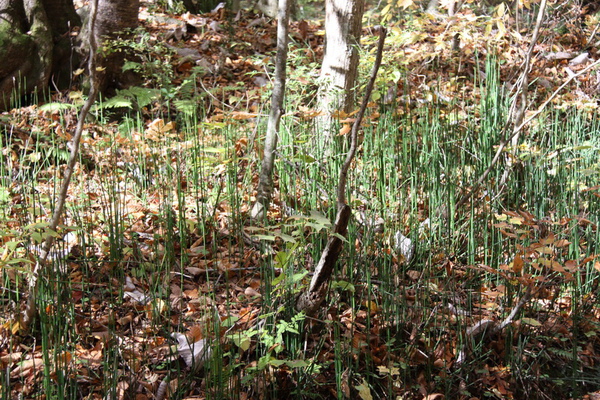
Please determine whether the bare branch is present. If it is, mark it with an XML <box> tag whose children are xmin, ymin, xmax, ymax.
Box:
<box><xmin>337</xmin><ymin>26</ymin><xmax>386</xmax><ymax>209</ymax></box>
<box><xmin>297</xmin><ymin>27</ymin><xmax>387</xmax><ymax>315</ymax></box>
<box><xmin>20</xmin><ymin>0</ymin><xmax>101</xmax><ymax>332</ymax></box>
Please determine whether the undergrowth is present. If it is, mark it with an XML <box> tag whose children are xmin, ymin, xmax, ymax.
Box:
<box><xmin>1</xmin><ymin>32</ymin><xmax>600</xmax><ymax>400</ymax></box>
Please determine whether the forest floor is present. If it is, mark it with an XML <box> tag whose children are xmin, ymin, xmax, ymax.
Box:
<box><xmin>2</xmin><ymin>1</ymin><xmax>600</xmax><ymax>399</ymax></box>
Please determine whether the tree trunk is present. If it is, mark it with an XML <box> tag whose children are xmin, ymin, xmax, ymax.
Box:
<box><xmin>0</xmin><ymin>0</ymin><xmax>79</xmax><ymax>109</ymax></box>
<box><xmin>316</xmin><ymin>0</ymin><xmax>364</xmax><ymax>148</ymax></box>
<box><xmin>0</xmin><ymin>0</ymin><xmax>139</xmax><ymax>110</ymax></box>
<box><xmin>251</xmin><ymin>0</ymin><xmax>290</xmax><ymax>220</ymax></box>
<box><xmin>94</xmin><ymin>0</ymin><xmax>140</xmax><ymax>92</ymax></box>
<box><xmin>256</xmin><ymin>0</ymin><xmax>278</xmax><ymax>17</ymax></box>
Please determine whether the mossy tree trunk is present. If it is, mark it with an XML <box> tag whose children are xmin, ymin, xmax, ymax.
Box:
<box><xmin>0</xmin><ymin>0</ymin><xmax>140</xmax><ymax>110</ymax></box>
<box><xmin>0</xmin><ymin>0</ymin><xmax>80</xmax><ymax>109</ymax></box>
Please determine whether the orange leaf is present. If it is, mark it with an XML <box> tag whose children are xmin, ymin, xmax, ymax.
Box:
<box><xmin>231</xmin><ymin>111</ymin><xmax>259</xmax><ymax>120</ymax></box>
<box><xmin>338</xmin><ymin>124</ymin><xmax>351</xmax><ymax>136</ymax></box>
<box><xmin>512</xmin><ymin>255</ymin><xmax>524</xmax><ymax>274</ymax></box>
<box><xmin>554</xmin><ymin>239</ymin><xmax>571</xmax><ymax>248</ymax></box>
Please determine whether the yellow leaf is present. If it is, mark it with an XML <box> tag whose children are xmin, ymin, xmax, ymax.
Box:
<box><xmin>397</xmin><ymin>0</ymin><xmax>414</xmax><ymax>9</ymax></box>
<box><xmin>356</xmin><ymin>378</ymin><xmax>373</xmax><ymax>400</ymax></box>
<box><xmin>10</xmin><ymin>318</ymin><xmax>23</xmax><ymax>335</ymax></box>
<box><xmin>495</xmin><ymin>21</ymin><xmax>506</xmax><ymax>40</ymax></box>
<box><xmin>362</xmin><ymin>300</ymin><xmax>379</xmax><ymax>314</ymax></box>
<box><xmin>381</xmin><ymin>3</ymin><xmax>392</xmax><ymax>16</ymax></box>
<box><xmin>495</xmin><ymin>2</ymin><xmax>506</xmax><ymax>17</ymax></box>
<box><xmin>521</xmin><ymin>317</ymin><xmax>541</xmax><ymax>327</ymax></box>
<box><xmin>537</xmin><ymin>246</ymin><xmax>554</xmax><ymax>255</ymax></box>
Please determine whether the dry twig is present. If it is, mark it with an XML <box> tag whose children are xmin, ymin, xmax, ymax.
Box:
<box><xmin>20</xmin><ymin>0</ymin><xmax>101</xmax><ymax>332</ymax></box>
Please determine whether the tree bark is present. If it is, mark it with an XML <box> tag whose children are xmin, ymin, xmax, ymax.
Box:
<box><xmin>0</xmin><ymin>0</ymin><xmax>74</xmax><ymax>109</ymax></box>
<box><xmin>316</xmin><ymin>0</ymin><xmax>365</xmax><ymax>148</ymax></box>
<box><xmin>0</xmin><ymin>0</ymin><xmax>139</xmax><ymax>110</ymax></box>
<box><xmin>94</xmin><ymin>0</ymin><xmax>140</xmax><ymax>92</ymax></box>
<box><xmin>251</xmin><ymin>0</ymin><xmax>290</xmax><ymax>220</ymax></box>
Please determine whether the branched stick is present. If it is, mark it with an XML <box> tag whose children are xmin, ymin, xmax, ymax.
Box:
<box><xmin>464</xmin><ymin>284</ymin><xmax>534</xmax><ymax>338</ymax></box>
<box><xmin>493</xmin><ymin>284</ymin><xmax>533</xmax><ymax>334</ymax></box>
<box><xmin>20</xmin><ymin>0</ymin><xmax>100</xmax><ymax>332</ymax></box>
<box><xmin>454</xmin><ymin>1</ymin><xmax>600</xmax><ymax>211</ymax></box>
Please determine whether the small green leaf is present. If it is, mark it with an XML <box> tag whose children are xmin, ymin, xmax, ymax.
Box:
<box><xmin>221</xmin><ymin>315</ymin><xmax>239</xmax><ymax>327</ymax></box>
<box><xmin>252</xmin><ymin>234</ymin><xmax>277</xmax><ymax>242</ymax></box>
<box><xmin>291</xmin><ymin>271</ymin><xmax>309</xmax><ymax>283</ymax></box>
<box><xmin>231</xmin><ymin>334</ymin><xmax>251</xmax><ymax>351</ymax></box>
<box><xmin>5</xmin><ymin>241</ymin><xmax>20</xmax><ymax>251</ymax></box>
<box><xmin>292</xmin><ymin>154</ymin><xmax>316</xmax><ymax>163</ymax></box>
<box><xmin>521</xmin><ymin>318</ymin><xmax>541</xmax><ymax>327</ymax></box>
<box><xmin>309</xmin><ymin>210</ymin><xmax>331</xmax><ymax>227</ymax></box>
<box><xmin>6</xmin><ymin>258</ymin><xmax>34</xmax><ymax>265</ymax></box>
<box><xmin>276</xmin><ymin>232</ymin><xmax>296</xmax><ymax>243</ymax></box>
<box><xmin>268</xmin><ymin>359</ymin><xmax>286</xmax><ymax>366</ymax></box>
<box><xmin>31</xmin><ymin>232</ymin><xmax>43</xmax><ymax>244</ymax></box>
<box><xmin>285</xmin><ymin>359</ymin><xmax>309</xmax><ymax>368</ymax></box>
<box><xmin>331</xmin><ymin>280</ymin><xmax>355</xmax><ymax>293</ymax></box>
<box><xmin>202</xmin><ymin>147</ymin><xmax>227</xmax><ymax>153</ymax></box>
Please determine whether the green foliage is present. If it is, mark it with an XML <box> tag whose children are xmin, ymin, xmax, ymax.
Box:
<box><xmin>107</xmin><ymin>27</ymin><xmax>176</xmax><ymax>88</ymax></box>
<box><xmin>94</xmin><ymin>86</ymin><xmax>161</xmax><ymax>110</ymax></box>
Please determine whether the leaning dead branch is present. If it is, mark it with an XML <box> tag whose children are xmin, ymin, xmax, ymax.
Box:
<box><xmin>20</xmin><ymin>0</ymin><xmax>101</xmax><ymax>333</ymax></box>
<box><xmin>296</xmin><ymin>27</ymin><xmax>387</xmax><ymax>315</ymax></box>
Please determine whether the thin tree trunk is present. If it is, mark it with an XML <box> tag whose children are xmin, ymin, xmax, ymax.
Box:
<box><xmin>315</xmin><ymin>0</ymin><xmax>364</xmax><ymax>148</ymax></box>
<box><xmin>251</xmin><ymin>0</ymin><xmax>290</xmax><ymax>220</ymax></box>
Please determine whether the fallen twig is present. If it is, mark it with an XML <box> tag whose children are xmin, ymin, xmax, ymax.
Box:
<box><xmin>456</xmin><ymin>284</ymin><xmax>533</xmax><ymax>366</ymax></box>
